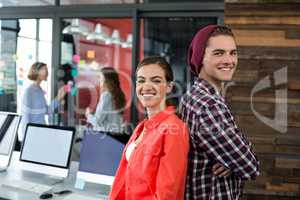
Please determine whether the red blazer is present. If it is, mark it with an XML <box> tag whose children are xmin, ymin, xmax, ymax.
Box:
<box><xmin>109</xmin><ymin>106</ymin><xmax>189</xmax><ymax>200</ymax></box>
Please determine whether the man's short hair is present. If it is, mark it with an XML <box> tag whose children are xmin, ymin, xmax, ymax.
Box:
<box><xmin>210</xmin><ymin>26</ymin><xmax>235</xmax><ymax>38</ymax></box>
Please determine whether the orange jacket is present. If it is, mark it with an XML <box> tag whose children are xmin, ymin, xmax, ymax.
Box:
<box><xmin>109</xmin><ymin>106</ymin><xmax>189</xmax><ymax>200</ymax></box>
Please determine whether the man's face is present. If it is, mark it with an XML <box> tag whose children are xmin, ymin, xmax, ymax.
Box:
<box><xmin>201</xmin><ymin>35</ymin><xmax>237</xmax><ymax>83</ymax></box>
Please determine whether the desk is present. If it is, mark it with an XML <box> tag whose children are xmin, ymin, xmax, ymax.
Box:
<box><xmin>0</xmin><ymin>152</ymin><xmax>110</xmax><ymax>200</ymax></box>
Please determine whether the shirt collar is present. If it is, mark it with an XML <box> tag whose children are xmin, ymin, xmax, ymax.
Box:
<box><xmin>193</xmin><ymin>77</ymin><xmax>221</xmax><ymax>97</ymax></box>
<box><xmin>137</xmin><ymin>106</ymin><xmax>176</xmax><ymax>132</ymax></box>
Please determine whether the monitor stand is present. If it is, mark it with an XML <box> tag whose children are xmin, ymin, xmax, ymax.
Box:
<box><xmin>30</xmin><ymin>173</ymin><xmax>66</xmax><ymax>186</ymax></box>
<box><xmin>46</xmin><ymin>175</ymin><xmax>65</xmax><ymax>185</ymax></box>
<box><xmin>19</xmin><ymin>169</ymin><xmax>67</xmax><ymax>186</ymax></box>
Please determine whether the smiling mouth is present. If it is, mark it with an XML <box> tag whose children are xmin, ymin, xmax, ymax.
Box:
<box><xmin>141</xmin><ymin>93</ymin><xmax>156</xmax><ymax>97</ymax></box>
<box><xmin>218</xmin><ymin>66</ymin><xmax>234</xmax><ymax>71</ymax></box>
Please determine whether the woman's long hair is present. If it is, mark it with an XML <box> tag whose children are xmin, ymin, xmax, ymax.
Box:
<box><xmin>101</xmin><ymin>67</ymin><xmax>126</xmax><ymax>114</ymax></box>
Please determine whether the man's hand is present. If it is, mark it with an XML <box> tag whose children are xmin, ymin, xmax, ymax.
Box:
<box><xmin>212</xmin><ymin>163</ymin><xmax>230</xmax><ymax>177</ymax></box>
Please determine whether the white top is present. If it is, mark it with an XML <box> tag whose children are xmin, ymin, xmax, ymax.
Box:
<box><xmin>126</xmin><ymin>130</ymin><xmax>145</xmax><ymax>161</ymax></box>
<box><xmin>87</xmin><ymin>91</ymin><xmax>123</xmax><ymax>132</ymax></box>
<box><xmin>125</xmin><ymin>142</ymin><xmax>137</xmax><ymax>162</ymax></box>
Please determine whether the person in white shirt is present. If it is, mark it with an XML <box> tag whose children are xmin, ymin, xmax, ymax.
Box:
<box><xmin>85</xmin><ymin>67</ymin><xmax>126</xmax><ymax>133</ymax></box>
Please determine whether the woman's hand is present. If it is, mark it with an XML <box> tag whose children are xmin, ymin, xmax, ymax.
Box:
<box><xmin>85</xmin><ymin>107</ymin><xmax>91</xmax><ymax>116</ymax></box>
<box><xmin>85</xmin><ymin>108</ymin><xmax>94</xmax><ymax>128</ymax></box>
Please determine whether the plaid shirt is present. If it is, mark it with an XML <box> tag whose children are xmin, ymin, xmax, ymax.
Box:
<box><xmin>180</xmin><ymin>77</ymin><xmax>259</xmax><ymax>200</ymax></box>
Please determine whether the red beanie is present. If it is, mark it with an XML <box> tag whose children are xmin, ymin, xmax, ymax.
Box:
<box><xmin>187</xmin><ymin>24</ymin><xmax>221</xmax><ymax>76</ymax></box>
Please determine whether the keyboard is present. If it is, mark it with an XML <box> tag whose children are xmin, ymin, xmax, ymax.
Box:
<box><xmin>63</xmin><ymin>194</ymin><xmax>107</xmax><ymax>200</ymax></box>
<box><xmin>0</xmin><ymin>197</ymin><xmax>11</xmax><ymax>200</ymax></box>
<box><xmin>2</xmin><ymin>179</ymin><xmax>52</xmax><ymax>194</ymax></box>
<box><xmin>0</xmin><ymin>167</ymin><xmax>7</xmax><ymax>172</ymax></box>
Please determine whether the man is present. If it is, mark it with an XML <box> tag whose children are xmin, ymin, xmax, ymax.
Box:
<box><xmin>180</xmin><ymin>25</ymin><xmax>259</xmax><ymax>200</ymax></box>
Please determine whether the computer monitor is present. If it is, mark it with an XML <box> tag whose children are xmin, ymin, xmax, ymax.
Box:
<box><xmin>76</xmin><ymin>130</ymin><xmax>125</xmax><ymax>185</ymax></box>
<box><xmin>0</xmin><ymin>112</ymin><xmax>21</xmax><ymax>171</ymax></box>
<box><xmin>20</xmin><ymin>123</ymin><xmax>75</xmax><ymax>178</ymax></box>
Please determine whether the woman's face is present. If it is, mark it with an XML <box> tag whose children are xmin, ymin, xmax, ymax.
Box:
<box><xmin>38</xmin><ymin>65</ymin><xmax>48</xmax><ymax>81</ymax></box>
<box><xmin>99</xmin><ymin>72</ymin><xmax>105</xmax><ymax>88</ymax></box>
<box><xmin>136</xmin><ymin>64</ymin><xmax>172</xmax><ymax>112</ymax></box>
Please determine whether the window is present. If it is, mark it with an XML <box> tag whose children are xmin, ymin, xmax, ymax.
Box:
<box><xmin>60</xmin><ymin>18</ymin><xmax>133</xmax><ymax>125</ymax></box>
<box><xmin>0</xmin><ymin>20</ymin><xmax>18</xmax><ymax>111</ymax></box>
<box><xmin>16</xmin><ymin>19</ymin><xmax>53</xmax><ymax>115</ymax></box>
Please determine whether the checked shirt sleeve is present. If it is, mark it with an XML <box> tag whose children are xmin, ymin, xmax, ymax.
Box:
<box><xmin>196</xmin><ymin>103</ymin><xmax>259</xmax><ymax>180</ymax></box>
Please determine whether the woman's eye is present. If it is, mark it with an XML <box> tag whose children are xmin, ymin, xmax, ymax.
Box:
<box><xmin>152</xmin><ymin>79</ymin><xmax>162</xmax><ymax>83</ymax></box>
<box><xmin>137</xmin><ymin>80</ymin><xmax>145</xmax><ymax>84</ymax></box>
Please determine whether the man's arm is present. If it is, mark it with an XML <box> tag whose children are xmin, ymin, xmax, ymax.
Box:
<box><xmin>196</xmin><ymin>103</ymin><xmax>259</xmax><ymax>180</ymax></box>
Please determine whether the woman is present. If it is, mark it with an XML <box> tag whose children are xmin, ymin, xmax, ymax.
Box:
<box><xmin>19</xmin><ymin>62</ymin><xmax>65</xmax><ymax>142</ymax></box>
<box><xmin>110</xmin><ymin>56</ymin><xmax>189</xmax><ymax>200</ymax></box>
<box><xmin>86</xmin><ymin>67</ymin><xmax>126</xmax><ymax>133</ymax></box>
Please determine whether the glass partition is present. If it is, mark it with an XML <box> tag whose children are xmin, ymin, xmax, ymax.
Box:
<box><xmin>60</xmin><ymin>18</ymin><xmax>133</xmax><ymax>126</ymax></box>
<box><xmin>0</xmin><ymin>20</ymin><xmax>18</xmax><ymax>111</ymax></box>
<box><xmin>138</xmin><ymin>17</ymin><xmax>217</xmax><ymax>119</ymax></box>
<box><xmin>0</xmin><ymin>19</ymin><xmax>52</xmax><ymax>113</ymax></box>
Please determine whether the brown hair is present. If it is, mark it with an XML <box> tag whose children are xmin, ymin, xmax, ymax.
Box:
<box><xmin>136</xmin><ymin>56</ymin><xmax>174</xmax><ymax>106</ymax></box>
<box><xmin>210</xmin><ymin>26</ymin><xmax>235</xmax><ymax>38</ymax></box>
<box><xmin>27</xmin><ymin>62</ymin><xmax>47</xmax><ymax>81</ymax></box>
<box><xmin>101</xmin><ymin>67</ymin><xmax>126</xmax><ymax>113</ymax></box>
<box><xmin>136</xmin><ymin>56</ymin><xmax>174</xmax><ymax>82</ymax></box>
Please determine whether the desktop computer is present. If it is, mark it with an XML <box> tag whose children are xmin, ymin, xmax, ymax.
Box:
<box><xmin>76</xmin><ymin>130</ymin><xmax>125</xmax><ymax>186</ymax></box>
<box><xmin>19</xmin><ymin>123</ymin><xmax>75</xmax><ymax>178</ymax></box>
<box><xmin>2</xmin><ymin>123</ymin><xmax>75</xmax><ymax>195</ymax></box>
<box><xmin>0</xmin><ymin>112</ymin><xmax>21</xmax><ymax>172</ymax></box>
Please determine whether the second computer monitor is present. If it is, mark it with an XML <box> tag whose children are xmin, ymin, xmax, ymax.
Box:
<box><xmin>0</xmin><ymin>112</ymin><xmax>21</xmax><ymax>171</ymax></box>
<box><xmin>20</xmin><ymin>123</ymin><xmax>75</xmax><ymax>178</ymax></box>
<box><xmin>77</xmin><ymin>130</ymin><xmax>125</xmax><ymax>185</ymax></box>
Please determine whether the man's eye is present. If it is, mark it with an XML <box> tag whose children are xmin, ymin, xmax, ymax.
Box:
<box><xmin>137</xmin><ymin>80</ymin><xmax>145</xmax><ymax>84</ymax></box>
<box><xmin>231</xmin><ymin>51</ymin><xmax>238</xmax><ymax>56</ymax></box>
<box><xmin>214</xmin><ymin>52</ymin><xmax>223</xmax><ymax>56</ymax></box>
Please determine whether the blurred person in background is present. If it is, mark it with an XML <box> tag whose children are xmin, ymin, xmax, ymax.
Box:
<box><xmin>85</xmin><ymin>67</ymin><xmax>126</xmax><ymax>133</ymax></box>
<box><xmin>19</xmin><ymin>62</ymin><xmax>66</xmax><ymax>143</ymax></box>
